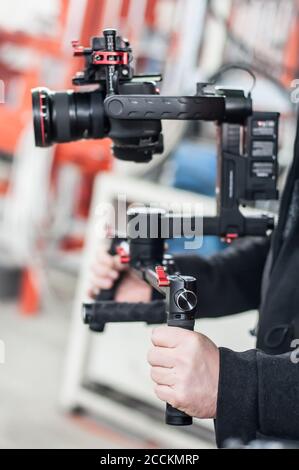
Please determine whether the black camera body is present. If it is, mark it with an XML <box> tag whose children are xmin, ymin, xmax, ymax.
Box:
<box><xmin>32</xmin><ymin>29</ymin><xmax>163</xmax><ymax>162</ymax></box>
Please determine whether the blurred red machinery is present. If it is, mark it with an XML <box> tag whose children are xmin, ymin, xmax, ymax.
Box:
<box><xmin>0</xmin><ymin>0</ymin><xmax>76</xmax><ymax>314</ymax></box>
<box><xmin>0</xmin><ymin>0</ymin><xmax>69</xmax><ymax>160</ymax></box>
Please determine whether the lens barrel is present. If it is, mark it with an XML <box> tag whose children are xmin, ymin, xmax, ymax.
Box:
<box><xmin>31</xmin><ymin>84</ymin><xmax>164</xmax><ymax>162</ymax></box>
<box><xmin>32</xmin><ymin>87</ymin><xmax>106</xmax><ymax>147</ymax></box>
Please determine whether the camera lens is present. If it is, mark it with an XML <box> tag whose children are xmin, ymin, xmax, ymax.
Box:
<box><xmin>32</xmin><ymin>87</ymin><xmax>107</xmax><ymax>147</ymax></box>
<box><xmin>32</xmin><ymin>88</ymin><xmax>51</xmax><ymax>147</ymax></box>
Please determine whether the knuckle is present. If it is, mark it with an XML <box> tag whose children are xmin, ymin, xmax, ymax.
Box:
<box><xmin>113</xmin><ymin>255</ymin><xmax>123</xmax><ymax>269</ymax></box>
<box><xmin>102</xmin><ymin>280</ymin><xmax>113</xmax><ymax>290</ymax></box>
<box><xmin>186</xmin><ymin>367</ymin><xmax>196</xmax><ymax>386</ymax></box>
<box><xmin>150</xmin><ymin>368</ymin><xmax>158</xmax><ymax>382</ymax></box>
<box><xmin>173</xmin><ymin>389</ymin><xmax>186</xmax><ymax>409</ymax></box>
<box><xmin>104</xmin><ymin>256</ymin><xmax>114</xmax><ymax>269</ymax></box>
<box><xmin>89</xmin><ymin>279</ymin><xmax>97</xmax><ymax>291</ymax></box>
<box><xmin>188</xmin><ymin>331</ymin><xmax>199</xmax><ymax>347</ymax></box>
<box><xmin>151</xmin><ymin>328</ymin><xmax>158</xmax><ymax>344</ymax></box>
<box><xmin>95</xmin><ymin>266</ymin><xmax>104</xmax><ymax>276</ymax></box>
<box><xmin>179</xmin><ymin>366</ymin><xmax>190</xmax><ymax>383</ymax></box>
<box><xmin>109</xmin><ymin>270</ymin><xmax>119</xmax><ymax>280</ymax></box>
<box><xmin>151</xmin><ymin>327</ymin><xmax>162</xmax><ymax>344</ymax></box>
<box><xmin>98</xmin><ymin>251</ymin><xmax>109</xmax><ymax>262</ymax></box>
<box><xmin>91</xmin><ymin>265</ymin><xmax>99</xmax><ymax>277</ymax></box>
<box><xmin>171</xmin><ymin>395</ymin><xmax>181</xmax><ymax>409</ymax></box>
<box><xmin>147</xmin><ymin>348</ymin><xmax>155</xmax><ymax>365</ymax></box>
<box><xmin>186</xmin><ymin>333</ymin><xmax>200</xmax><ymax>356</ymax></box>
<box><xmin>174</xmin><ymin>352</ymin><xmax>185</xmax><ymax>368</ymax></box>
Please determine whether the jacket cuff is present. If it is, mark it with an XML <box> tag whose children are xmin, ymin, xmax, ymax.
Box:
<box><xmin>215</xmin><ymin>348</ymin><xmax>259</xmax><ymax>447</ymax></box>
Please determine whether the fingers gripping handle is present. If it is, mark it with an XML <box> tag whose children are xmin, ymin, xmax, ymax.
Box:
<box><xmin>166</xmin><ymin>318</ymin><xmax>195</xmax><ymax>426</ymax></box>
<box><xmin>95</xmin><ymin>274</ymin><xmax>124</xmax><ymax>302</ymax></box>
<box><xmin>164</xmin><ymin>274</ymin><xmax>197</xmax><ymax>427</ymax></box>
<box><xmin>95</xmin><ymin>238</ymin><xmax>127</xmax><ymax>302</ymax></box>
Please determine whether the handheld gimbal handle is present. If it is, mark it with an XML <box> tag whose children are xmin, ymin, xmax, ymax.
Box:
<box><xmin>166</xmin><ymin>318</ymin><xmax>195</xmax><ymax>426</ymax></box>
<box><xmin>83</xmin><ymin>300</ymin><xmax>166</xmax><ymax>332</ymax></box>
<box><xmin>164</xmin><ymin>274</ymin><xmax>197</xmax><ymax>426</ymax></box>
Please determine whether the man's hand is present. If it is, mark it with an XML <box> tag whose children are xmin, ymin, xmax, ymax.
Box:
<box><xmin>88</xmin><ymin>247</ymin><xmax>152</xmax><ymax>302</ymax></box>
<box><xmin>148</xmin><ymin>326</ymin><xmax>220</xmax><ymax>419</ymax></box>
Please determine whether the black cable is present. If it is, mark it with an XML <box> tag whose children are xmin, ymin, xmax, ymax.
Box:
<box><xmin>209</xmin><ymin>63</ymin><xmax>256</xmax><ymax>94</ymax></box>
<box><xmin>209</xmin><ymin>61</ymin><xmax>294</xmax><ymax>105</ymax></box>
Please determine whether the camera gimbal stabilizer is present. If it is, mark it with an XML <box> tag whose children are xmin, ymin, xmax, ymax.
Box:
<box><xmin>32</xmin><ymin>29</ymin><xmax>280</xmax><ymax>425</ymax></box>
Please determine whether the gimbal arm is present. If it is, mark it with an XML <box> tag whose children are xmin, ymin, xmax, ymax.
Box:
<box><xmin>104</xmin><ymin>85</ymin><xmax>252</xmax><ymax>124</ymax></box>
<box><xmin>105</xmin><ymin>95</ymin><xmax>226</xmax><ymax>121</ymax></box>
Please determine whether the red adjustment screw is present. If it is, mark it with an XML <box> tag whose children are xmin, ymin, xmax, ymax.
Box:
<box><xmin>224</xmin><ymin>233</ymin><xmax>239</xmax><ymax>244</ymax></box>
<box><xmin>116</xmin><ymin>246</ymin><xmax>130</xmax><ymax>264</ymax></box>
<box><xmin>156</xmin><ymin>266</ymin><xmax>170</xmax><ymax>287</ymax></box>
<box><xmin>72</xmin><ymin>40</ymin><xmax>84</xmax><ymax>56</ymax></box>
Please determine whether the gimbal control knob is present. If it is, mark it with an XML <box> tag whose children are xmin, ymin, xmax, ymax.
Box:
<box><xmin>175</xmin><ymin>289</ymin><xmax>197</xmax><ymax>312</ymax></box>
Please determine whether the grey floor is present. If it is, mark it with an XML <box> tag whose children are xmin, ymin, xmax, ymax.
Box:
<box><xmin>0</xmin><ymin>273</ymin><xmax>154</xmax><ymax>449</ymax></box>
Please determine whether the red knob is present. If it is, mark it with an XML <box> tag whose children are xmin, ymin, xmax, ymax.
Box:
<box><xmin>156</xmin><ymin>266</ymin><xmax>170</xmax><ymax>287</ymax></box>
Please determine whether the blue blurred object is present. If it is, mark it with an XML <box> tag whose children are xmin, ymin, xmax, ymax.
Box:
<box><xmin>168</xmin><ymin>140</ymin><xmax>225</xmax><ymax>257</ymax></box>
<box><xmin>174</xmin><ymin>141</ymin><xmax>217</xmax><ymax>196</ymax></box>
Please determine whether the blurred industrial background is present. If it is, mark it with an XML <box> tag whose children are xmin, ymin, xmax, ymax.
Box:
<box><xmin>0</xmin><ymin>0</ymin><xmax>298</xmax><ymax>449</ymax></box>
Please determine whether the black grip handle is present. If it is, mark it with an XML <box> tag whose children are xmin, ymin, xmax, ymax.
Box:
<box><xmin>83</xmin><ymin>300</ymin><xmax>166</xmax><ymax>332</ymax></box>
<box><xmin>202</xmin><ymin>215</ymin><xmax>274</xmax><ymax>237</ymax></box>
<box><xmin>166</xmin><ymin>318</ymin><xmax>195</xmax><ymax>426</ymax></box>
<box><xmin>166</xmin><ymin>404</ymin><xmax>192</xmax><ymax>426</ymax></box>
<box><xmin>105</xmin><ymin>95</ymin><xmax>225</xmax><ymax>121</ymax></box>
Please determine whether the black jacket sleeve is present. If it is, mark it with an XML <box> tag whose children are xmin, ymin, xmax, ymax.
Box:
<box><xmin>174</xmin><ymin>237</ymin><xmax>270</xmax><ymax>318</ymax></box>
<box><xmin>215</xmin><ymin>347</ymin><xmax>299</xmax><ymax>447</ymax></box>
